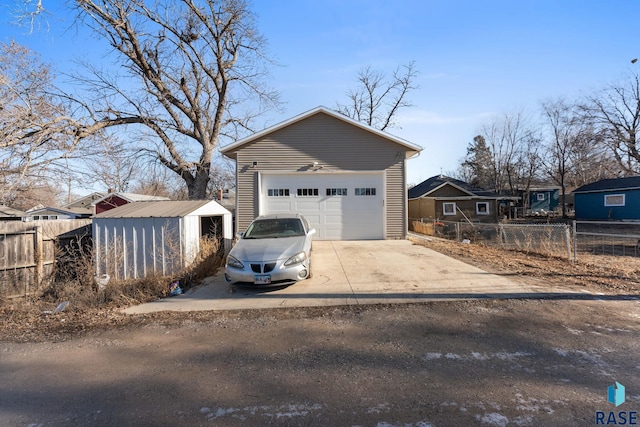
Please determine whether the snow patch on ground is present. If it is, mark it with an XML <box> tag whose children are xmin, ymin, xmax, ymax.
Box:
<box><xmin>423</xmin><ymin>351</ymin><xmax>534</xmax><ymax>362</ymax></box>
<box><xmin>422</xmin><ymin>352</ymin><xmax>442</xmax><ymax>360</ymax></box>
<box><xmin>515</xmin><ymin>393</ymin><xmax>559</xmax><ymax>414</ymax></box>
<box><xmin>372</xmin><ymin>422</ymin><xmax>434</xmax><ymax>427</ymax></box>
<box><xmin>366</xmin><ymin>403</ymin><xmax>390</xmax><ymax>414</ymax></box>
<box><xmin>563</xmin><ymin>326</ymin><xmax>584</xmax><ymax>335</ymax></box>
<box><xmin>553</xmin><ymin>348</ymin><xmax>568</xmax><ymax>357</ymax></box>
<box><xmin>203</xmin><ymin>403</ymin><xmax>323</xmax><ymax>420</ymax></box>
<box><xmin>476</xmin><ymin>412</ymin><xmax>509</xmax><ymax>426</ymax></box>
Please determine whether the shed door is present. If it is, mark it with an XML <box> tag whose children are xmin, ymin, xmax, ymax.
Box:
<box><xmin>261</xmin><ymin>173</ymin><xmax>384</xmax><ymax>240</ymax></box>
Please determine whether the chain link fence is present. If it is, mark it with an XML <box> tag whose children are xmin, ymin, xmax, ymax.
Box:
<box><xmin>573</xmin><ymin>221</ymin><xmax>640</xmax><ymax>259</ymax></box>
<box><xmin>410</xmin><ymin>218</ymin><xmax>640</xmax><ymax>261</ymax></box>
<box><xmin>410</xmin><ymin>219</ymin><xmax>572</xmax><ymax>259</ymax></box>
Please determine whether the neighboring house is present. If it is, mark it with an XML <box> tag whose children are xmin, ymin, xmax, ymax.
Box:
<box><xmin>220</xmin><ymin>106</ymin><xmax>422</xmax><ymax>240</ymax></box>
<box><xmin>573</xmin><ymin>176</ymin><xmax>640</xmax><ymax>220</ymax></box>
<box><xmin>93</xmin><ymin>192</ymin><xmax>170</xmax><ymax>215</ymax></box>
<box><xmin>23</xmin><ymin>206</ymin><xmax>92</xmax><ymax>221</ymax></box>
<box><xmin>523</xmin><ymin>187</ymin><xmax>561</xmax><ymax>215</ymax></box>
<box><xmin>62</xmin><ymin>192</ymin><xmax>104</xmax><ymax>213</ymax></box>
<box><xmin>93</xmin><ymin>200</ymin><xmax>232</xmax><ymax>280</ymax></box>
<box><xmin>0</xmin><ymin>205</ymin><xmax>25</xmax><ymax>221</ymax></box>
<box><xmin>408</xmin><ymin>175</ymin><xmax>510</xmax><ymax>223</ymax></box>
<box><xmin>22</xmin><ymin>193</ymin><xmax>105</xmax><ymax>221</ymax></box>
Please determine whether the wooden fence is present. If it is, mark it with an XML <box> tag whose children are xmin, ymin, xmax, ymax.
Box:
<box><xmin>0</xmin><ymin>219</ymin><xmax>92</xmax><ymax>298</ymax></box>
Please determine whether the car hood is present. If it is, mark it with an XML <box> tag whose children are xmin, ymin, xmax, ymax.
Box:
<box><xmin>230</xmin><ymin>236</ymin><xmax>307</xmax><ymax>262</ymax></box>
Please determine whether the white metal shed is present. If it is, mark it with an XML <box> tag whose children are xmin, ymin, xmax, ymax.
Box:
<box><xmin>93</xmin><ymin>200</ymin><xmax>232</xmax><ymax>280</ymax></box>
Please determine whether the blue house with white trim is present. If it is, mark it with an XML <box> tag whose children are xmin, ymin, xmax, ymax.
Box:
<box><xmin>573</xmin><ymin>176</ymin><xmax>640</xmax><ymax>220</ymax></box>
<box><xmin>525</xmin><ymin>187</ymin><xmax>561</xmax><ymax>215</ymax></box>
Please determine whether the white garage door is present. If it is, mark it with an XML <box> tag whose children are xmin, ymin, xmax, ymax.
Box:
<box><xmin>261</xmin><ymin>173</ymin><xmax>384</xmax><ymax>240</ymax></box>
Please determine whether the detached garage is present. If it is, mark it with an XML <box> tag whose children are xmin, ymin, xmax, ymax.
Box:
<box><xmin>93</xmin><ymin>200</ymin><xmax>232</xmax><ymax>280</ymax></box>
<box><xmin>220</xmin><ymin>106</ymin><xmax>422</xmax><ymax>240</ymax></box>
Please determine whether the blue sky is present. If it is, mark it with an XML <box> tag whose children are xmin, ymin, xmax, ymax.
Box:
<box><xmin>2</xmin><ymin>0</ymin><xmax>638</xmax><ymax>186</ymax></box>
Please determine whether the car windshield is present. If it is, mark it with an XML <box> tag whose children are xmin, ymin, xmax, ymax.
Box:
<box><xmin>243</xmin><ymin>218</ymin><xmax>305</xmax><ymax>239</ymax></box>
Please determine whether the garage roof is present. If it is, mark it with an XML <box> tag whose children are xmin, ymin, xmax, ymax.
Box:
<box><xmin>93</xmin><ymin>200</ymin><xmax>230</xmax><ymax>218</ymax></box>
<box><xmin>220</xmin><ymin>106</ymin><xmax>423</xmax><ymax>159</ymax></box>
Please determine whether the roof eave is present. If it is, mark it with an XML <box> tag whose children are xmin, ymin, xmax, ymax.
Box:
<box><xmin>220</xmin><ymin>106</ymin><xmax>423</xmax><ymax>158</ymax></box>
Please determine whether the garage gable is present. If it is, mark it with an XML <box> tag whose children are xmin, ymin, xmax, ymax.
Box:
<box><xmin>221</xmin><ymin>106</ymin><xmax>422</xmax><ymax>240</ymax></box>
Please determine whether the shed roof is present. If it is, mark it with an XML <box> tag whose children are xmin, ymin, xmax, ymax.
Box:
<box><xmin>0</xmin><ymin>205</ymin><xmax>25</xmax><ymax>217</ymax></box>
<box><xmin>220</xmin><ymin>106</ymin><xmax>423</xmax><ymax>160</ymax></box>
<box><xmin>92</xmin><ymin>192</ymin><xmax>170</xmax><ymax>206</ymax></box>
<box><xmin>93</xmin><ymin>200</ymin><xmax>230</xmax><ymax>219</ymax></box>
<box><xmin>573</xmin><ymin>176</ymin><xmax>640</xmax><ymax>194</ymax></box>
<box><xmin>408</xmin><ymin>175</ymin><xmax>499</xmax><ymax>199</ymax></box>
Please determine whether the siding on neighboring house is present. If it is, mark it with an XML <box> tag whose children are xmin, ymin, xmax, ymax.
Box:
<box><xmin>528</xmin><ymin>189</ymin><xmax>560</xmax><ymax>213</ymax></box>
<box><xmin>573</xmin><ymin>176</ymin><xmax>640</xmax><ymax>220</ymax></box>
<box><xmin>95</xmin><ymin>195</ymin><xmax>130</xmax><ymax>215</ymax></box>
<box><xmin>232</xmin><ymin>112</ymin><xmax>411</xmax><ymax>239</ymax></box>
<box><xmin>408</xmin><ymin>176</ymin><xmax>502</xmax><ymax>223</ymax></box>
<box><xmin>575</xmin><ymin>189</ymin><xmax>640</xmax><ymax>220</ymax></box>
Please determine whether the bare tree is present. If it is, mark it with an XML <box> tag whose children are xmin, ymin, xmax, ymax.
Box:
<box><xmin>207</xmin><ymin>157</ymin><xmax>235</xmax><ymax>197</ymax></box>
<box><xmin>540</xmin><ymin>98</ymin><xmax>587</xmax><ymax>217</ymax></box>
<box><xmin>129</xmin><ymin>164</ymin><xmax>185</xmax><ymax>199</ymax></box>
<box><xmin>8</xmin><ymin>0</ymin><xmax>49</xmax><ymax>33</ymax></box>
<box><xmin>90</xmin><ymin>135</ymin><xmax>140</xmax><ymax>193</ymax></box>
<box><xmin>68</xmin><ymin>0</ymin><xmax>279</xmax><ymax>199</ymax></box>
<box><xmin>336</xmin><ymin>62</ymin><xmax>418</xmax><ymax>131</ymax></box>
<box><xmin>476</xmin><ymin>111</ymin><xmax>541</xmax><ymax>195</ymax></box>
<box><xmin>580</xmin><ymin>71</ymin><xmax>640</xmax><ymax>175</ymax></box>
<box><xmin>569</xmin><ymin>131</ymin><xmax>617</xmax><ymax>187</ymax></box>
<box><xmin>2</xmin><ymin>180</ymin><xmax>64</xmax><ymax>211</ymax></box>
<box><xmin>0</xmin><ymin>40</ymin><xmax>98</xmax><ymax>204</ymax></box>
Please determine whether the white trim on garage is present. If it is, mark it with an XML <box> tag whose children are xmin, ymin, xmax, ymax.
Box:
<box><xmin>258</xmin><ymin>171</ymin><xmax>385</xmax><ymax>240</ymax></box>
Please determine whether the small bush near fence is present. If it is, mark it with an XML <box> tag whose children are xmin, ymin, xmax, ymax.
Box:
<box><xmin>39</xmin><ymin>235</ymin><xmax>224</xmax><ymax>309</ymax></box>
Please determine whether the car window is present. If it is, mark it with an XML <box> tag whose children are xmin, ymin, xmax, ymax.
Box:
<box><xmin>244</xmin><ymin>218</ymin><xmax>305</xmax><ymax>239</ymax></box>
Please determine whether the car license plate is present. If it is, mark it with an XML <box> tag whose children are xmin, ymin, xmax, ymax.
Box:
<box><xmin>254</xmin><ymin>275</ymin><xmax>271</xmax><ymax>285</ymax></box>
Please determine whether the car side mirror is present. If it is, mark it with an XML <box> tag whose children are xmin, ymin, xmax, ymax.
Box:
<box><xmin>308</xmin><ymin>228</ymin><xmax>316</xmax><ymax>236</ymax></box>
<box><xmin>236</xmin><ymin>232</ymin><xmax>244</xmax><ymax>239</ymax></box>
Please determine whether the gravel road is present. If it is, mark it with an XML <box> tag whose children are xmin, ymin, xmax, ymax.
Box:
<box><xmin>2</xmin><ymin>297</ymin><xmax>639</xmax><ymax>427</ymax></box>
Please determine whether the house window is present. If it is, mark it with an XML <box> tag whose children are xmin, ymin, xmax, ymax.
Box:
<box><xmin>355</xmin><ymin>188</ymin><xmax>376</xmax><ymax>196</ymax></box>
<box><xmin>267</xmin><ymin>189</ymin><xmax>290</xmax><ymax>197</ymax></box>
<box><xmin>49</xmin><ymin>215</ymin><xmax>58</xmax><ymax>220</ymax></box>
<box><xmin>443</xmin><ymin>202</ymin><xmax>456</xmax><ymax>216</ymax></box>
<box><xmin>536</xmin><ymin>193</ymin><xmax>545</xmax><ymax>201</ymax></box>
<box><xmin>33</xmin><ymin>215</ymin><xmax>40</xmax><ymax>220</ymax></box>
<box><xmin>326</xmin><ymin>188</ymin><xmax>347</xmax><ymax>196</ymax></box>
<box><xmin>604</xmin><ymin>194</ymin><xmax>625</xmax><ymax>207</ymax></box>
<box><xmin>297</xmin><ymin>188</ymin><xmax>319</xmax><ymax>197</ymax></box>
<box><xmin>476</xmin><ymin>202</ymin><xmax>490</xmax><ymax>215</ymax></box>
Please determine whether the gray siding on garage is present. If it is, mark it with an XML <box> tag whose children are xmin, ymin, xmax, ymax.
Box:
<box><xmin>232</xmin><ymin>112</ymin><xmax>409</xmax><ymax>239</ymax></box>
<box><xmin>385</xmin><ymin>163</ymin><xmax>407</xmax><ymax>239</ymax></box>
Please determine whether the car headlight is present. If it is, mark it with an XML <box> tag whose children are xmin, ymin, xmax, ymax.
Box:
<box><xmin>284</xmin><ymin>251</ymin><xmax>307</xmax><ymax>266</ymax></box>
<box><xmin>226</xmin><ymin>255</ymin><xmax>244</xmax><ymax>269</ymax></box>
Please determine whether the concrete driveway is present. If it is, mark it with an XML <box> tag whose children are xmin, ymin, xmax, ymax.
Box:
<box><xmin>125</xmin><ymin>238</ymin><xmax>588</xmax><ymax>314</ymax></box>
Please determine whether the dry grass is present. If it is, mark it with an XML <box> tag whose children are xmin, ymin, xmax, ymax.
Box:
<box><xmin>0</xmin><ymin>236</ymin><xmax>225</xmax><ymax>342</ymax></box>
<box><xmin>411</xmin><ymin>235</ymin><xmax>640</xmax><ymax>294</ymax></box>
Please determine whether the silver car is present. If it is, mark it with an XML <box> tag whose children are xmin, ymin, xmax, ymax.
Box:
<box><xmin>224</xmin><ymin>214</ymin><xmax>315</xmax><ymax>287</ymax></box>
